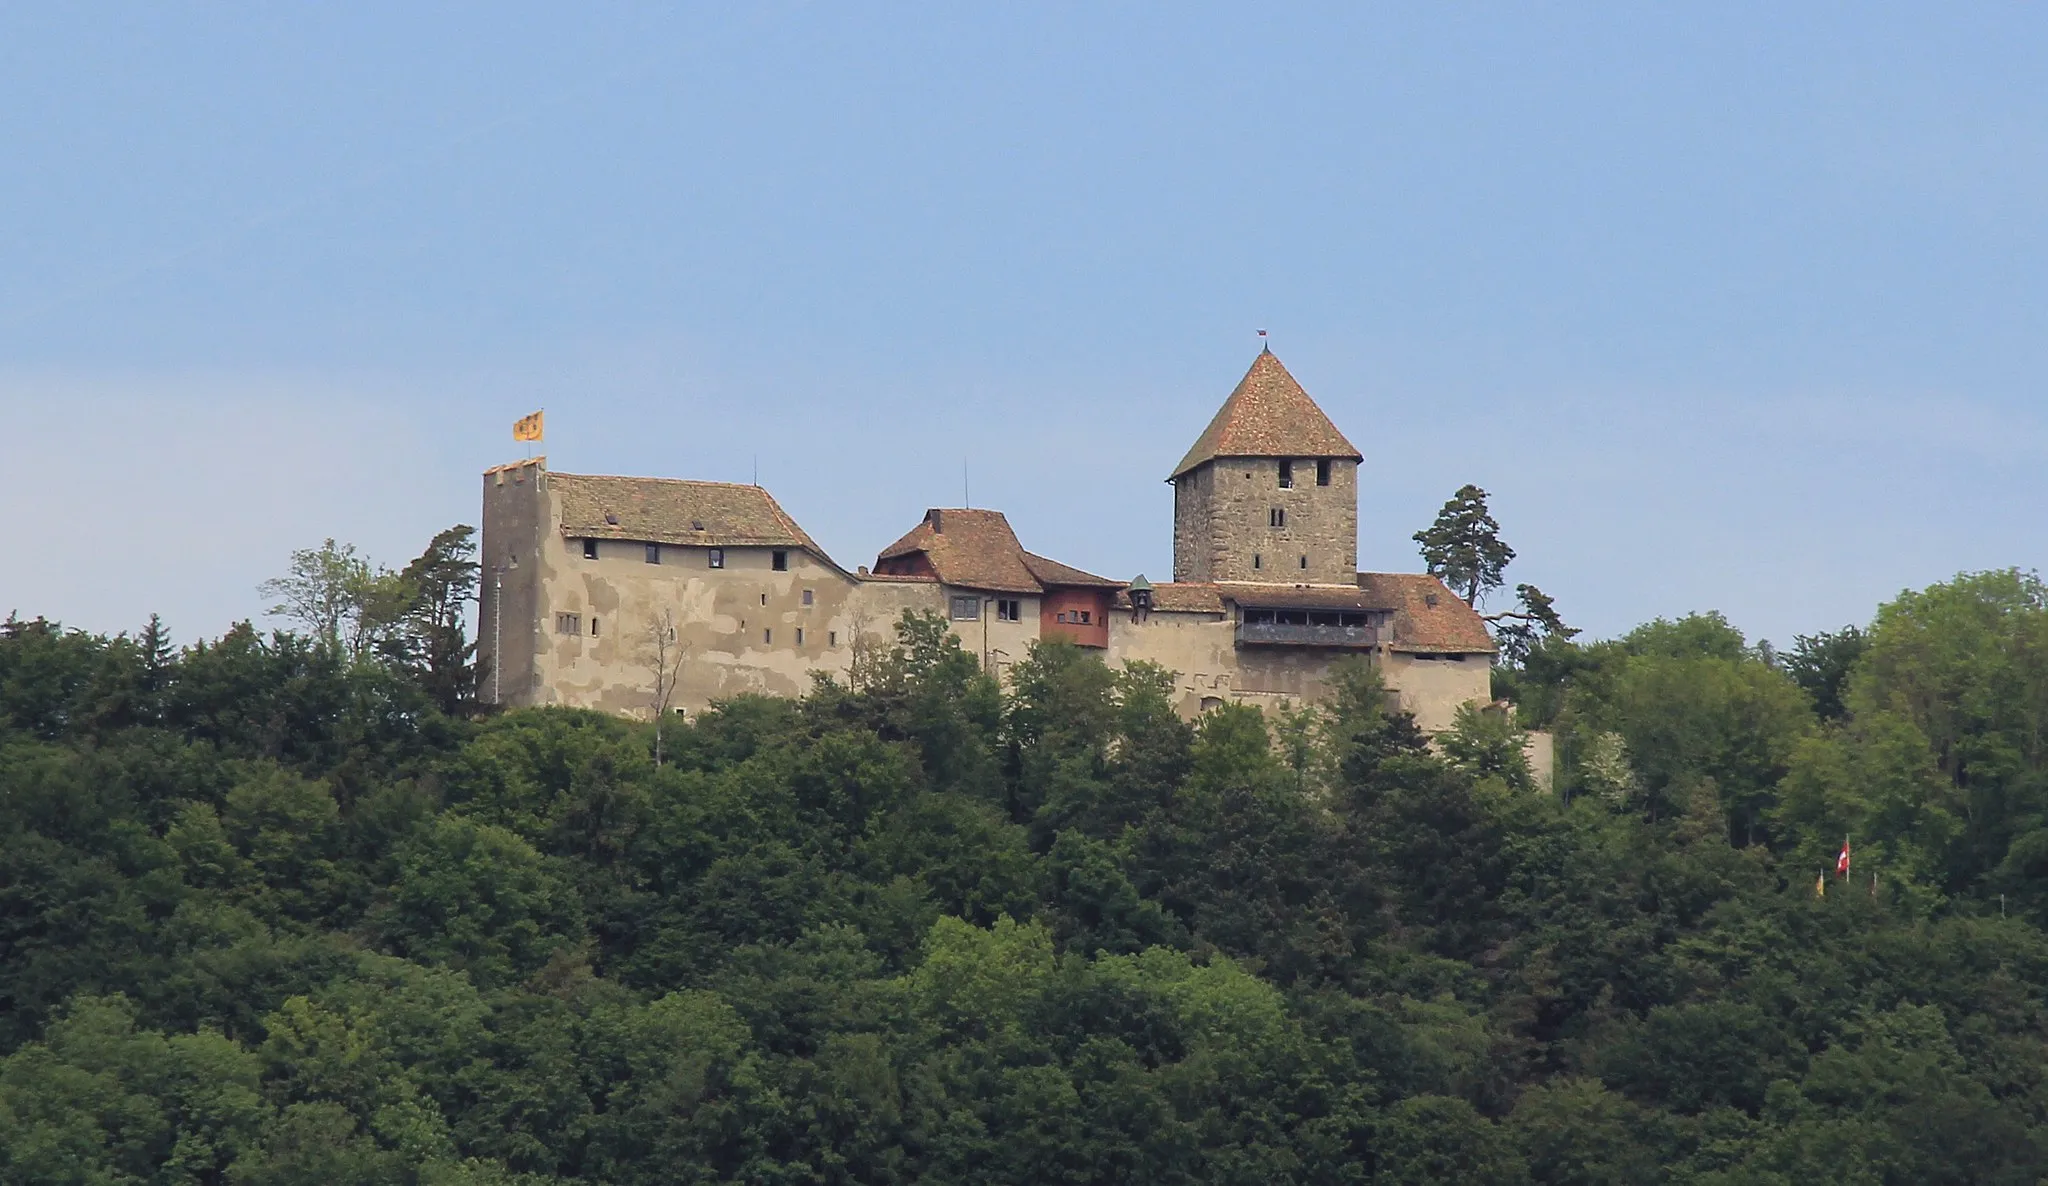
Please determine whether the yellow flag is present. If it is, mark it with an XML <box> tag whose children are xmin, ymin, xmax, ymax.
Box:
<box><xmin>513</xmin><ymin>410</ymin><xmax>544</xmax><ymax>442</ymax></box>
<box><xmin>1815</xmin><ymin>873</ymin><xmax>1826</xmax><ymax>898</ymax></box>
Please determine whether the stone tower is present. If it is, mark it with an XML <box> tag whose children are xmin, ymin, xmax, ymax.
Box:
<box><xmin>1169</xmin><ymin>349</ymin><xmax>1363</xmax><ymax>586</ymax></box>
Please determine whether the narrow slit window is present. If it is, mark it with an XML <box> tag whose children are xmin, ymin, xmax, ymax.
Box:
<box><xmin>582</xmin><ymin>539</ymin><xmax>598</xmax><ymax>560</ymax></box>
<box><xmin>590</xmin><ymin>617</ymin><xmax>600</xmax><ymax>636</ymax></box>
<box><xmin>1300</xmin><ymin>555</ymin><xmax>1308</xmax><ymax>569</ymax></box>
<box><xmin>829</xmin><ymin>631</ymin><xmax>838</xmax><ymax>646</ymax></box>
<box><xmin>763</xmin><ymin>628</ymin><xmax>772</xmax><ymax>645</ymax></box>
<box><xmin>796</xmin><ymin>627</ymin><xmax>805</xmax><ymax>645</ymax></box>
<box><xmin>772</xmin><ymin>550</ymin><xmax>788</xmax><ymax>571</ymax></box>
<box><xmin>1253</xmin><ymin>554</ymin><xmax>1262</xmax><ymax>570</ymax></box>
<box><xmin>1269</xmin><ymin>508</ymin><xmax>1285</xmax><ymax>528</ymax></box>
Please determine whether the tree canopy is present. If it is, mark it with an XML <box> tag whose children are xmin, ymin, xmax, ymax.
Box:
<box><xmin>5</xmin><ymin>547</ymin><xmax>2048</xmax><ymax>1183</ymax></box>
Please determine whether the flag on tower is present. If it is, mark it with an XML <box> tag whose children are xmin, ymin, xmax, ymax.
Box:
<box><xmin>1836</xmin><ymin>838</ymin><xmax>1851</xmax><ymax>877</ymax></box>
<box><xmin>513</xmin><ymin>410</ymin><xmax>544</xmax><ymax>442</ymax></box>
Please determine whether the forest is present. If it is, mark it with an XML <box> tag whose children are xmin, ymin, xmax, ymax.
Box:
<box><xmin>6</xmin><ymin>521</ymin><xmax>2048</xmax><ymax>1184</ymax></box>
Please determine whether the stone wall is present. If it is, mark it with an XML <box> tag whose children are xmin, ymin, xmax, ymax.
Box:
<box><xmin>1173</xmin><ymin>457</ymin><xmax>1359</xmax><ymax>585</ymax></box>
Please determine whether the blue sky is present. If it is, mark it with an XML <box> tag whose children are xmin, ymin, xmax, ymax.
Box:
<box><xmin>3</xmin><ymin>4</ymin><xmax>2045</xmax><ymax>648</ymax></box>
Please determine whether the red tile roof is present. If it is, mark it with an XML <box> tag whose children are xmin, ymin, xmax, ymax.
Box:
<box><xmin>550</xmin><ymin>471</ymin><xmax>838</xmax><ymax>565</ymax></box>
<box><xmin>1357</xmin><ymin>573</ymin><xmax>1496</xmax><ymax>653</ymax></box>
<box><xmin>876</xmin><ymin>508</ymin><xmax>1116</xmax><ymax>595</ymax></box>
<box><xmin>1170</xmin><ymin>350</ymin><xmax>1364</xmax><ymax>479</ymax></box>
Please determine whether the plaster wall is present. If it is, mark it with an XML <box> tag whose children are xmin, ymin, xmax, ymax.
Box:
<box><xmin>1380</xmin><ymin>651</ymin><xmax>1493</xmax><ymax>733</ymax></box>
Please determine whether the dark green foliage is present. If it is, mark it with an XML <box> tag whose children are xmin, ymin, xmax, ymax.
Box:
<box><xmin>8</xmin><ymin>574</ymin><xmax>2048</xmax><ymax>1184</ymax></box>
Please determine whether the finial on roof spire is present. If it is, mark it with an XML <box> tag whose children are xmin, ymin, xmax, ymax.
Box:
<box><xmin>1257</xmin><ymin>328</ymin><xmax>1270</xmax><ymax>353</ymax></box>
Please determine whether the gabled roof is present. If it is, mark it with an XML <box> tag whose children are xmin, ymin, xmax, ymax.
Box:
<box><xmin>1357</xmin><ymin>573</ymin><xmax>1497</xmax><ymax>654</ymax></box>
<box><xmin>1169</xmin><ymin>349</ymin><xmax>1364</xmax><ymax>479</ymax></box>
<box><xmin>551</xmin><ymin>471</ymin><xmax>836</xmax><ymax>563</ymax></box>
<box><xmin>876</xmin><ymin>508</ymin><xmax>1115</xmax><ymax>594</ymax></box>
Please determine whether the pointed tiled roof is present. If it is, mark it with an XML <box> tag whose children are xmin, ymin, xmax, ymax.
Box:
<box><xmin>875</xmin><ymin>509</ymin><xmax>1115</xmax><ymax>594</ymax></box>
<box><xmin>1169</xmin><ymin>349</ymin><xmax>1363</xmax><ymax>479</ymax></box>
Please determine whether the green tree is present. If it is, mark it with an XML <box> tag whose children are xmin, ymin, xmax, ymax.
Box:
<box><xmin>1414</xmin><ymin>484</ymin><xmax>1516</xmax><ymax>607</ymax></box>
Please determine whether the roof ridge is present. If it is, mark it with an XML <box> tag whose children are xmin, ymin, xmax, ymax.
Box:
<box><xmin>1169</xmin><ymin>351</ymin><xmax>1363</xmax><ymax>479</ymax></box>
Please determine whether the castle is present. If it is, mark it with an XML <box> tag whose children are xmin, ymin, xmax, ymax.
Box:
<box><xmin>477</xmin><ymin>349</ymin><xmax>1494</xmax><ymax>730</ymax></box>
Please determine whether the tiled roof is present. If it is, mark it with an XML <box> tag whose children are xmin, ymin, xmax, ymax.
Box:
<box><xmin>876</xmin><ymin>509</ymin><xmax>1046</xmax><ymax>594</ymax></box>
<box><xmin>1113</xmin><ymin>583</ymin><xmax>1226</xmax><ymax>614</ymax></box>
<box><xmin>1169</xmin><ymin>350</ymin><xmax>1363</xmax><ymax>479</ymax></box>
<box><xmin>1022</xmin><ymin>552</ymin><xmax>1123</xmax><ymax>588</ymax></box>
<box><xmin>551</xmin><ymin>472</ymin><xmax>835</xmax><ymax>562</ymax></box>
<box><xmin>1358</xmin><ymin>573</ymin><xmax>1496</xmax><ymax>653</ymax></box>
<box><xmin>1116</xmin><ymin>573</ymin><xmax>1496</xmax><ymax>654</ymax></box>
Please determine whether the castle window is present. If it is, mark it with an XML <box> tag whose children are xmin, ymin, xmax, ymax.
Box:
<box><xmin>1316</xmin><ymin>459</ymin><xmax>1332</xmax><ymax>486</ymax></box>
<box><xmin>950</xmin><ymin>595</ymin><xmax>981</xmax><ymax>621</ymax></box>
<box><xmin>829</xmin><ymin>631</ymin><xmax>838</xmax><ymax>646</ymax></box>
<box><xmin>645</xmin><ymin>543</ymin><xmax>661</xmax><ymax>564</ymax></box>
<box><xmin>591</xmin><ymin>617</ymin><xmax>599</xmax><ymax>636</ymax></box>
<box><xmin>555</xmin><ymin>612</ymin><xmax>581</xmax><ymax>634</ymax></box>
<box><xmin>763</xmin><ymin>628</ymin><xmax>772</xmax><ymax>644</ymax></box>
<box><xmin>1253</xmin><ymin>554</ymin><xmax>1262</xmax><ymax>570</ymax></box>
<box><xmin>772</xmin><ymin>550</ymin><xmax>788</xmax><ymax>571</ymax></box>
<box><xmin>796</xmin><ymin>627</ymin><xmax>805</xmax><ymax>645</ymax></box>
<box><xmin>1300</xmin><ymin>555</ymin><xmax>1308</xmax><ymax>569</ymax></box>
<box><xmin>708</xmin><ymin>548</ymin><xmax>724</xmax><ymax>569</ymax></box>
<box><xmin>582</xmin><ymin>539</ymin><xmax>598</xmax><ymax>560</ymax></box>
<box><xmin>761</xmin><ymin>593</ymin><xmax>768</xmax><ymax>606</ymax></box>
<box><xmin>802</xmin><ymin>589</ymin><xmax>814</xmax><ymax>607</ymax></box>
<box><xmin>996</xmin><ymin>598</ymin><xmax>1020</xmax><ymax>622</ymax></box>
<box><xmin>1270</xmin><ymin>508</ymin><xmax>1285</xmax><ymax>528</ymax></box>
<box><xmin>1278</xmin><ymin>460</ymin><xmax>1294</xmax><ymax>488</ymax></box>
<box><xmin>1077</xmin><ymin>610</ymin><xmax>1091</xmax><ymax>624</ymax></box>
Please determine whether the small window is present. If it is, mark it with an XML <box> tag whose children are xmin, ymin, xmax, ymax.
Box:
<box><xmin>763</xmin><ymin>628</ymin><xmax>772</xmax><ymax>645</ymax></box>
<box><xmin>996</xmin><ymin>598</ymin><xmax>1020</xmax><ymax>621</ymax></box>
<box><xmin>1278</xmin><ymin>460</ymin><xmax>1294</xmax><ymax>488</ymax></box>
<box><xmin>950</xmin><ymin>595</ymin><xmax>981</xmax><ymax>621</ymax></box>
<box><xmin>1269</xmin><ymin>508</ymin><xmax>1286</xmax><ymax>528</ymax></box>
<box><xmin>590</xmin><ymin>617</ymin><xmax>600</xmax><ymax>637</ymax></box>
<box><xmin>1056</xmin><ymin>611</ymin><xmax>1068</xmax><ymax>623</ymax></box>
<box><xmin>708</xmin><ymin>548</ymin><xmax>724</xmax><ymax>569</ymax></box>
<box><xmin>1316</xmin><ymin>459</ymin><xmax>1332</xmax><ymax>486</ymax></box>
<box><xmin>582</xmin><ymin>539</ymin><xmax>598</xmax><ymax>560</ymax></box>
<box><xmin>1077</xmin><ymin>610</ymin><xmax>1091</xmax><ymax>625</ymax></box>
<box><xmin>796</xmin><ymin>627</ymin><xmax>805</xmax><ymax>645</ymax></box>
<box><xmin>555</xmin><ymin>612</ymin><xmax>581</xmax><ymax>634</ymax></box>
<box><xmin>1253</xmin><ymin>554</ymin><xmax>1262</xmax><ymax>570</ymax></box>
<box><xmin>1300</xmin><ymin>555</ymin><xmax>1308</xmax><ymax>569</ymax></box>
<box><xmin>829</xmin><ymin>631</ymin><xmax>838</xmax><ymax>646</ymax></box>
<box><xmin>761</xmin><ymin>593</ymin><xmax>768</xmax><ymax>606</ymax></box>
<box><xmin>801</xmin><ymin>589</ymin><xmax>814</xmax><ymax>607</ymax></box>
<box><xmin>772</xmin><ymin>550</ymin><xmax>788</xmax><ymax>571</ymax></box>
<box><xmin>645</xmin><ymin>543</ymin><xmax>661</xmax><ymax>564</ymax></box>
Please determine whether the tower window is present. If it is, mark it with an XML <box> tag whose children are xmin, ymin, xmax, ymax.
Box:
<box><xmin>829</xmin><ymin>631</ymin><xmax>838</xmax><ymax>646</ymax></box>
<box><xmin>1300</xmin><ymin>555</ymin><xmax>1309</xmax><ymax>569</ymax></box>
<box><xmin>772</xmin><ymin>550</ymin><xmax>788</xmax><ymax>571</ymax></box>
<box><xmin>796</xmin><ymin>627</ymin><xmax>804</xmax><ymax>645</ymax></box>
<box><xmin>1269</xmin><ymin>508</ymin><xmax>1286</xmax><ymax>528</ymax></box>
<box><xmin>801</xmin><ymin>588</ymin><xmax>814</xmax><ymax>607</ymax></box>
<box><xmin>555</xmin><ymin>612</ymin><xmax>581</xmax><ymax>634</ymax></box>
<box><xmin>645</xmin><ymin>543</ymin><xmax>661</xmax><ymax>564</ymax></box>
<box><xmin>582</xmin><ymin>539</ymin><xmax>598</xmax><ymax>560</ymax></box>
<box><xmin>1316</xmin><ymin>459</ymin><xmax>1332</xmax><ymax>486</ymax></box>
<box><xmin>763</xmin><ymin>628</ymin><xmax>773</xmax><ymax>644</ymax></box>
<box><xmin>1278</xmin><ymin>460</ymin><xmax>1294</xmax><ymax>488</ymax></box>
<box><xmin>708</xmin><ymin>548</ymin><xmax>724</xmax><ymax>569</ymax></box>
<box><xmin>1253</xmin><ymin>554</ymin><xmax>1262</xmax><ymax>570</ymax></box>
<box><xmin>591</xmin><ymin>617</ymin><xmax>600</xmax><ymax>636</ymax></box>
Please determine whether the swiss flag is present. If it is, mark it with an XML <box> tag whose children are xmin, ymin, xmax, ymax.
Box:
<box><xmin>1836</xmin><ymin>839</ymin><xmax>1852</xmax><ymax>877</ymax></box>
